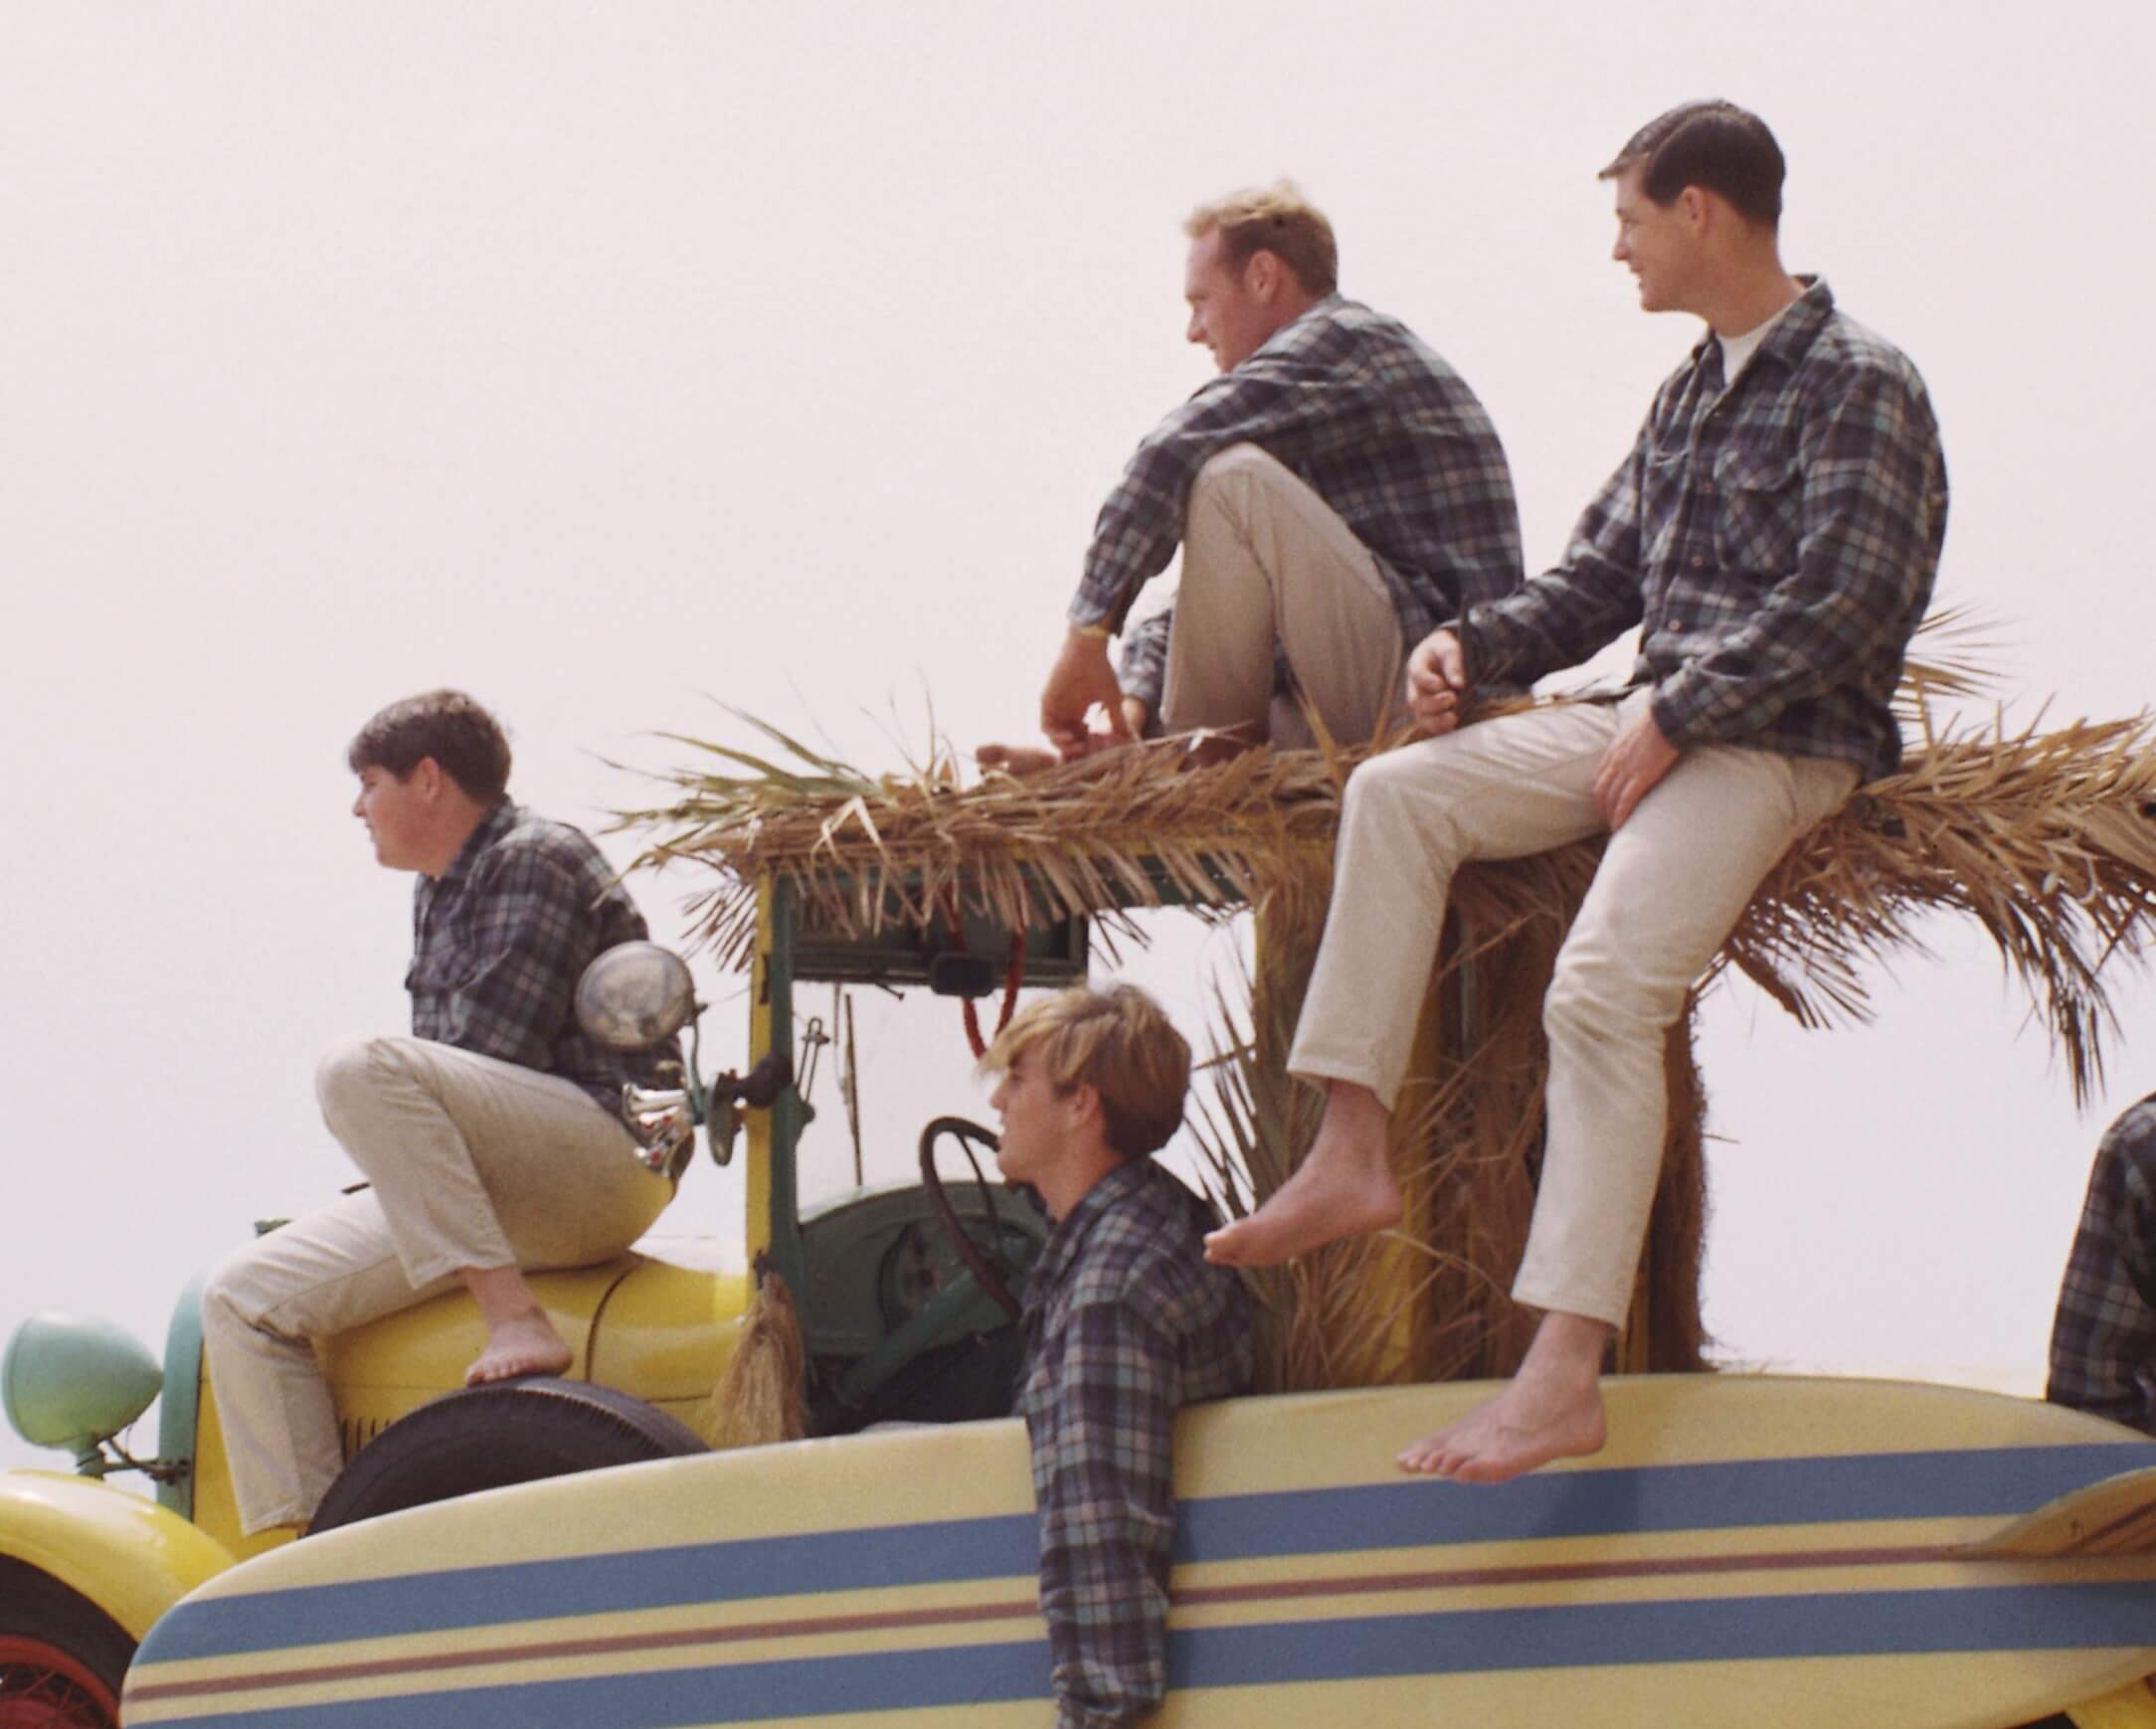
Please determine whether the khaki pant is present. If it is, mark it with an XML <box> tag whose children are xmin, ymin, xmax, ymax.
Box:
<box><xmin>1289</xmin><ymin>692</ymin><xmax>1858</xmax><ymax>1326</ymax></box>
<box><xmin>201</xmin><ymin>1035</ymin><xmax>672</xmax><ymax>1531</ymax></box>
<box><xmin>1163</xmin><ymin>444</ymin><xmax>1407</xmax><ymax>749</ymax></box>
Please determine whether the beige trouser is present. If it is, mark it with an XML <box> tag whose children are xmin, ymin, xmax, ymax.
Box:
<box><xmin>1289</xmin><ymin>691</ymin><xmax>1859</xmax><ymax>1326</ymax></box>
<box><xmin>1163</xmin><ymin>443</ymin><xmax>1407</xmax><ymax>750</ymax></box>
<box><xmin>201</xmin><ymin>1035</ymin><xmax>671</xmax><ymax>1531</ymax></box>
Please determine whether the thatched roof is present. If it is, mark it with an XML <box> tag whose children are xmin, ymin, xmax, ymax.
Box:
<box><xmin>619</xmin><ymin>641</ymin><xmax>2156</xmax><ymax>1103</ymax></box>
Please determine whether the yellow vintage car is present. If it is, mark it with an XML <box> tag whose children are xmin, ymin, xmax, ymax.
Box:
<box><xmin>0</xmin><ymin>879</ymin><xmax>1083</xmax><ymax>1727</ymax></box>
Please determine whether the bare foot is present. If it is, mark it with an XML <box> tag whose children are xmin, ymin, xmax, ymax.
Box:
<box><xmin>1204</xmin><ymin>1082</ymin><xmax>1400</xmax><ymax>1266</ymax></box>
<box><xmin>1397</xmin><ymin>1376</ymin><xmax>1606</xmax><ymax>1482</ymax></box>
<box><xmin>466</xmin><ymin>1310</ymin><xmax>573</xmax><ymax>1386</ymax></box>
<box><xmin>1396</xmin><ymin>1311</ymin><xmax>1610</xmax><ymax>1482</ymax></box>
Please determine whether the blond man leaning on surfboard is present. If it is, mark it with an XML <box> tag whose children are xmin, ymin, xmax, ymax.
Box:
<box><xmin>984</xmin><ymin>986</ymin><xmax>1254</xmax><ymax>1727</ymax></box>
<box><xmin>1206</xmin><ymin>100</ymin><xmax>1949</xmax><ymax>1485</ymax></box>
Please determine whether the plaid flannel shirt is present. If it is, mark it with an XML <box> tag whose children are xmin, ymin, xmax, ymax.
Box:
<box><xmin>1016</xmin><ymin>1159</ymin><xmax>1254</xmax><ymax>1728</ymax></box>
<box><xmin>1457</xmin><ymin>278</ymin><xmax>1947</xmax><ymax>781</ymax></box>
<box><xmin>1067</xmin><ymin>294</ymin><xmax>1524</xmax><ymax>718</ymax></box>
<box><xmin>409</xmin><ymin>801</ymin><xmax>679</xmax><ymax>1114</ymax></box>
<box><xmin>2049</xmin><ymin>1095</ymin><xmax>2156</xmax><ymax>1434</ymax></box>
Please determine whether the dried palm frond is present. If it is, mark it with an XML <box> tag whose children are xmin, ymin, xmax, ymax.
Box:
<box><xmin>620</xmin><ymin>654</ymin><xmax>2156</xmax><ymax>1096</ymax></box>
<box><xmin>1893</xmin><ymin>603</ymin><xmax>2008</xmax><ymax>737</ymax></box>
<box><xmin>699</xmin><ymin>1266</ymin><xmax>809</xmax><ymax>1451</ymax></box>
<box><xmin>619</xmin><ymin>724</ymin><xmax>1351</xmax><ymax>972</ymax></box>
<box><xmin>1722</xmin><ymin>707</ymin><xmax>2156</xmax><ymax>1101</ymax></box>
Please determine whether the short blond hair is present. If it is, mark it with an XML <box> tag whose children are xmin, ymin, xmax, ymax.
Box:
<box><xmin>981</xmin><ymin>985</ymin><xmax>1191</xmax><ymax>1159</ymax></box>
<box><xmin>1184</xmin><ymin>179</ymin><xmax>1339</xmax><ymax>297</ymax></box>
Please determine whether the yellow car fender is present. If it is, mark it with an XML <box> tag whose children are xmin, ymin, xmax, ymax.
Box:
<box><xmin>0</xmin><ymin>1469</ymin><xmax>233</xmax><ymax>1640</ymax></box>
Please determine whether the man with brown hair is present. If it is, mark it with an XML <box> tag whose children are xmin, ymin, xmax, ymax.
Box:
<box><xmin>985</xmin><ymin>985</ymin><xmax>1252</xmax><ymax>1726</ymax></box>
<box><xmin>1007</xmin><ymin>179</ymin><xmax>1522</xmax><ymax>767</ymax></box>
<box><xmin>201</xmin><ymin>690</ymin><xmax>677</xmax><ymax>1533</ymax></box>
<box><xmin>1208</xmin><ymin>103</ymin><xmax>1948</xmax><ymax>1483</ymax></box>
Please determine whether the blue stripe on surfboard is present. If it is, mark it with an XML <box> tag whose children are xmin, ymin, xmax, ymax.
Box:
<box><xmin>132</xmin><ymin>1580</ymin><xmax>2156</xmax><ymax>1727</ymax></box>
<box><xmin>139</xmin><ymin>1442</ymin><xmax>2155</xmax><ymax>1664</ymax></box>
<box><xmin>1176</xmin><ymin>1441</ymin><xmax>2156</xmax><ymax>1562</ymax></box>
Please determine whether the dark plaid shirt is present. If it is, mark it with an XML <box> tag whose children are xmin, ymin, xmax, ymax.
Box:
<box><xmin>409</xmin><ymin>801</ymin><xmax>678</xmax><ymax>1114</ymax></box>
<box><xmin>1458</xmin><ymin>278</ymin><xmax>1947</xmax><ymax>781</ymax></box>
<box><xmin>1069</xmin><ymin>293</ymin><xmax>1524</xmax><ymax>717</ymax></box>
<box><xmin>1016</xmin><ymin>1158</ymin><xmax>1254</xmax><ymax>1727</ymax></box>
<box><xmin>2049</xmin><ymin>1095</ymin><xmax>2156</xmax><ymax>1434</ymax></box>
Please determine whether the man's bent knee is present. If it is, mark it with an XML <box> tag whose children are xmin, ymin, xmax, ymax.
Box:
<box><xmin>202</xmin><ymin>1239</ymin><xmax>290</xmax><ymax>1341</ymax></box>
<box><xmin>312</xmin><ymin>1032</ymin><xmax>455</xmax><ymax>1123</ymax></box>
<box><xmin>1341</xmin><ymin>739</ymin><xmax>1462</xmax><ymax>832</ymax></box>
<box><xmin>1189</xmin><ymin>442</ymin><xmax>1293</xmax><ymax>519</ymax></box>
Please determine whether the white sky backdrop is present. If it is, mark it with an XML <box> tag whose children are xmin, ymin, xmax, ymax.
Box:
<box><xmin>5</xmin><ymin>1</ymin><xmax>2154</xmax><ymax>1474</ymax></box>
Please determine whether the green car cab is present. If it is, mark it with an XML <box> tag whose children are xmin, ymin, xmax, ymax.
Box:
<box><xmin>0</xmin><ymin>878</ymin><xmax>1086</xmax><ymax>1727</ymax></box>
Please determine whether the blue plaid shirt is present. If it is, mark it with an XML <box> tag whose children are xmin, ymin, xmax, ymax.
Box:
<box><xmin>409</xmin><ymin>801</ymin><xmax>678</xmax><ymax>1113</ymax></box>
<box><xmin>1016</xmin><ymin>1158</ymin><xmax>1254</xmax><ymax>1727</ymax></box>
<box><xmin>2049</xmin><ymin>1095</ymin><xmax>2156</xmax><ymax>1434</ymax></box>
<box><xmin>1458</xmin><ymin>278</ymin><xmax>1947</xmax><ymax>781</ymax></box>
<box><xmin>1069</xmin><ymin>293</ymin><xmax>1524</xmax><ymax>717</ymax></box>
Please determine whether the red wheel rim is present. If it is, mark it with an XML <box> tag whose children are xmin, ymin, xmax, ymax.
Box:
<box><xmin>0</xmin><ymin>1637</ymin><xmax>118</xmax><ymax>1729</ymax></box>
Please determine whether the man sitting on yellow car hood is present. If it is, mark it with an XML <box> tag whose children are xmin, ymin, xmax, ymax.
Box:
<box><xmin>201</xmin><ymin>689</ymin><xmax>678</xmax><ymax>1535</ymax></box>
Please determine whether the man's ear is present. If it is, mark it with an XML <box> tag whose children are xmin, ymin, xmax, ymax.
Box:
<box><xmin>408</xmin><ymin>757</ymin><xmax>444</xmax><ymax>802</ymax></box>
<box><xmin>1244</xmin><ymin>248</ymin><xmax>1280</xmax><ymax>300</ymax></box>
<box><xmin>1064</xmin><ymin>1079</ymin><xmax>1105</xmax><ymax>1131</ymax></box>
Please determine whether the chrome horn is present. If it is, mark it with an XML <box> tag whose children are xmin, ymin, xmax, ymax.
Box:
<box><xmin>622</xmin><ymin>1084</ymin><xmax>699</xmax><ymax>1180</ymax></box>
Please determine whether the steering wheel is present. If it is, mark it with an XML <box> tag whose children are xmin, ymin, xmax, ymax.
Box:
<box><xmin>917</xmin><ymin>1116</ymin><xmax>1025</xmax><ymax>1323</ymax></box>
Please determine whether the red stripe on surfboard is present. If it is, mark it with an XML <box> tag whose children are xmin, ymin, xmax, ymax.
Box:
<box><xmin>127</xmin><ymin>1539</ymin><xmax>2054</xmax><ymax>1705</ymax></box>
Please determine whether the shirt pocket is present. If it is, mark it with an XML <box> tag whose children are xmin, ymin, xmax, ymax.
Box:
<box><xmin>1711</xmin><ymin>447</ymin><xmax>1802</xmax><ymax>581</ymax></box>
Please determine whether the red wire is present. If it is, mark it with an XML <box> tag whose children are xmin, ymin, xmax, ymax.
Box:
<box><xmin>944</xmin><ymin>890</ymin><xmax>1025</xmax><ymax>1059</ymax></box>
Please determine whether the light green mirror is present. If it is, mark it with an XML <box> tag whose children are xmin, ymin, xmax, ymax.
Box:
<box><xmin>3</xmin><ymin>1311</ymin><xmax>164</xmax><ymax>1461</ymax></box>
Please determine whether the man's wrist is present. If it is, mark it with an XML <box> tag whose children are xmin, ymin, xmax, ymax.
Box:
<box><xmin>1070</xmin><ymin>620</ymin><xmax>1113</xmax><ymax>641</ymax></box>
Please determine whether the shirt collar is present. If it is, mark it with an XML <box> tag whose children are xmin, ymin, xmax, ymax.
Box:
<box><xmin>1691</xmin><ymin>273</ymin><xmax>1835</xmax><ymax>378</ymax></box>
<box><xmin>435</xmin><ymin>799</ymin><xmax>517</xmax><ymax>890</ymax></box>
<box><xmin>1028</xmin><ymin>1156</ymin><xmax>1154</xmax><ymax>1297</ymax></box>
<box><xmin>1246</xmin><ymin>292</ymin><xmax>1343</xmax><ymax>362</ymax></box>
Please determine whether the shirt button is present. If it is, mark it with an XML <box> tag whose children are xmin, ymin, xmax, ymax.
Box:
<box><xmin>1700</xmin><ymin>479</ymin><xmax>1716</xmax><ymax>493</ymax></box>
<box><xmin>1690</xmin><ymin>554</ymin><xmax>1705</xmax><ymax>568</ymax></box>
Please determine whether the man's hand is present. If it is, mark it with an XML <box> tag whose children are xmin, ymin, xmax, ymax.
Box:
<box><xmin>1405</xmin><ymin>629</ymin><xmax>1467</xmax><ymax>735</ymax></box>
<box><xmin>1592</xmin><ymin>702</ymin><xmax>1680</xmax><ymax>828</ymax></box>
<box><xmin>1040</xmin><ymin>627</ymin><xmax>1136</xmax><ymax>762</ymax></box>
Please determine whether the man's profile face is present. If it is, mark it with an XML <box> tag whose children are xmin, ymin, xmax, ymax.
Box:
<box><xmin>1183</xmin><ymin>229</ymin><xmax>1279</xmax><ymax>373</ymax></box>
<box><xmin>1609</xmin><ymin>165</ymin><xmax>1699</xmax><ymax>315</ymax></box>
<box><xmin>988</xmin><ymin>1048</ymin><xmax>1065</xmax><ymax>1187</ymax></box>
<box><xmin>352</xmin><ymin>763</ymin><xmax>431</xmax><ymax>871</ymax></box>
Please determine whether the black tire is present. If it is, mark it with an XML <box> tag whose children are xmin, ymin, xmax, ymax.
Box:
<box><xmin>308</xmin><ymin>1377</ymin><xmax>707</xmax><ymax>1534</ymax></box>
<box><xmin>0</xmin><ymin>1558</ymin><xmax>133</xmax><ymax>1728</ymax></box>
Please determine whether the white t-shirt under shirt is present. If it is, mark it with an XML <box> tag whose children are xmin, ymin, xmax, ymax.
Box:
<box><xmin>1716</xmin><ymin>297</ymin><xmax>1796</xmax><ymax>385</ymax></box>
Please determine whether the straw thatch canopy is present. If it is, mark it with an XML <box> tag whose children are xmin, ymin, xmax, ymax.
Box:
<box><xmin>618</xmin><ymin>640</ymin><xmax>2156</xmax><ymax>1392</ymax></box>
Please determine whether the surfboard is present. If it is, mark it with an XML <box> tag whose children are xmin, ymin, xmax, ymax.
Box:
<box><xmin>120</xmin><ymin>1375</ymin><xmax>2156</xmax><ymax>1729</ymax></box>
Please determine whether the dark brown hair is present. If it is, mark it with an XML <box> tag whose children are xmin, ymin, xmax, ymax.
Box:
<box><xmin>346</xmin><ymin>689</ymin><xmax>512</xmax><ymax>803</ymax></box>
<box><xmin>1602</xmin><ymin>100</ymin><xmax>1785</xmax><ymax>229</ymax></box>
